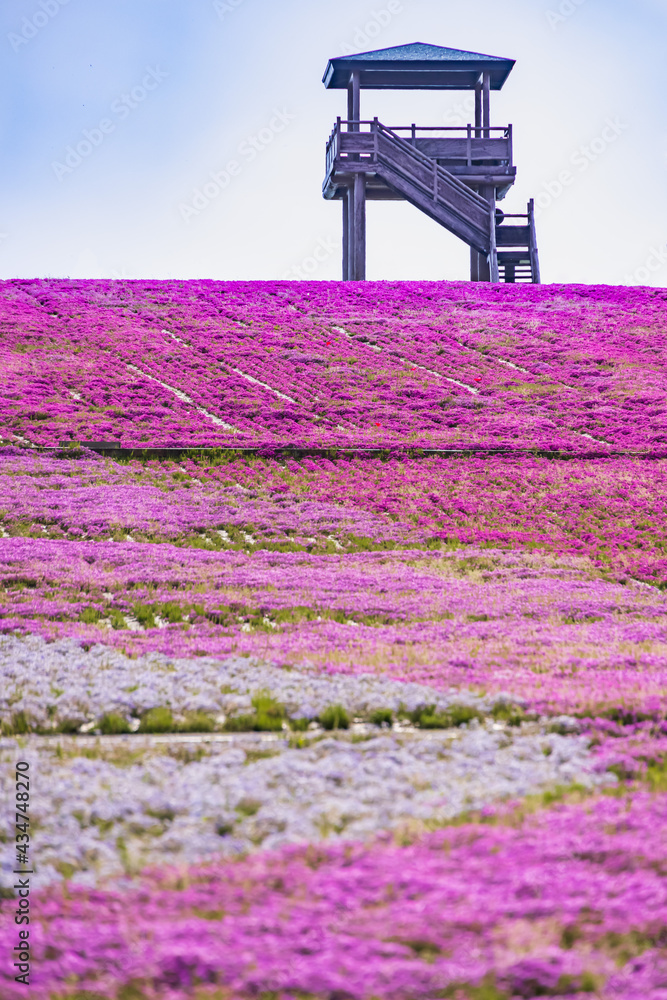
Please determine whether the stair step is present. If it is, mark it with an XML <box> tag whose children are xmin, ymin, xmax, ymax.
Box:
<box><xmin>327</xmin><ymin>119</ymin><xmax>540</xmax><ymax>284</ymax></box>
<box><xmin>373</xmin><ymin>127</ymin><xmax>492</xmax><ymax>254</ymax></box>
<box><xmin>498</xmin><ymin>251</ymin><xmax>531</xmax><ymax>263</ymax></box>
<box><xmin>496</xmin><ymin>224</ymin><xmax>530</xmax><ymax>247</ymax></box>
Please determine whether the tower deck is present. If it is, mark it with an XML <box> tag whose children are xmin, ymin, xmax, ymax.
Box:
<box><xmin>324</xmin><ymin>119</ymin><xmax>517</xmax><ymax>201</ymax></box>
<box><xmin>321</xmin><ymin>42</ymin><xmax>540</xmax><ymax>283</ymax></box>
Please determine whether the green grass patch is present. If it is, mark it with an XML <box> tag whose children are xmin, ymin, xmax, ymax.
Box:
<box><xmin>78</xmin><ymin>607</ymin><xmax>102</xmax><ymax>625</ymax></box>
<box><xmin>409</xmin><ymin>703</ymin><xmax>482</xmax><ymax>729</ymax></box>
<box><xmin>288</xmin><ymin>717</ymin><xmax>311</xmax><ymax>732</ymax></box>
<box><xmin>99</xmin><ymin>712</ymin><xmax>131</xmax><ymax>735</ymax></box>
<box><xmin>491</xmin><ymin>703</ymin><xmax>525</xmax><ymax>727</ymax></box>
<box><xmin>369</xmin><ymin>707</ymin><xmax>393</xmax><ymax>727</ymax></box>
<box><xmin>318</xmin><ymin>704</ymin><xmax>350</xmax><ymax>730</ymax></box>
<box><xmin>138</xmin><ymin>706</ymin><xmax>174</xmax><ymax>733</ymax></box>
<box><xmin>178</xmin><ymin>712</ymin><xmax>215</xmax><ymax>733</ymax></box>
<box><xmin>224</xmin><ymin>690</ymin><xmax>285</xmax><ymax>732</ymax></box>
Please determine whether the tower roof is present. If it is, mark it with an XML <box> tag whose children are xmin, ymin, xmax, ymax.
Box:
<box><xmin>323</xmin><ymin>42</ymin><xmax>515</xmax><ymax>91</ymax></box>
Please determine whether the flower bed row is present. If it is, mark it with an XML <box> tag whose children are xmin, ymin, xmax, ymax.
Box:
<box><xmin>3</xmin><ymin>450</ymin><xmax>667</xmax><ymax>584</ymax></box>
<box><xmin>0</xmin><ymin>449</ymin><xmax>409</xmax><ymax>547</ymax></box>
<box><xmin>0</xmin><ymin>633</ymin><xmax>527</xmax><ymax>737</ymax></box>
<box><xmin>1</xmin><ymin>540</ymin><xmax>666</xmax><ymax>722</ymax></box>
<box><xmin>0</xmin><ymin>715</ymin><xmax>610</xmax><ymax>889</ymax></box>
<box><xmin>1</xmin><ymin>784</ymin><xmax>666</xmax><ymax>999</ymax></box>
<box><xmin>2</xmin><ymin>278</ymin><xmax>667</xmax><ymax>450</ymax></box>
<box><xmin>203</xmin><ymin>451</ymin><xmax>667</xmax><ymax>584</ymax></box>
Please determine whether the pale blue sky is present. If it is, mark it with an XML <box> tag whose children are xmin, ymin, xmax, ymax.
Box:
<box><xmin>1</xmin><ymin>0</ymin><xmax>665</xmax><ymax>285</ymax></box>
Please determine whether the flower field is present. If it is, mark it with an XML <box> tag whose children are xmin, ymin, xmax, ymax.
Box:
<box><xmin>3</xmin><ymin>788</ymin><xmax>667</xmax><ymax>1000</ymax></box>
<box><xmin>1</xmin><ymin>279</ymin><xmax>667</xmax><ymax>999</ymax></box>
<box><xmin>2</xmin><ymin>278</ymin><xmax>667</xmax><ymax>450</ymax></box>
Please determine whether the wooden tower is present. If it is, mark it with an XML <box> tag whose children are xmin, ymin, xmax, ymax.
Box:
<box><xmin>322</xmin><ymin>42</ymin><xmax>540</xmax><ymax>283</ymax></box>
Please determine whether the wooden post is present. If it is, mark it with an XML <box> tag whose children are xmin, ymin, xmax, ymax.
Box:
<box><xmin>347</xmin><ymin>183</ymin><xmax>355</xmax><ymax>280</ymax></box>
<box><xmin>477</xmin><ymin>250</ymin><xmax>491</xmax><ymax>282</ymax></box>
<box><xmin>474</xmin><ymin>77</ymin><xmax>482</xmax><ymax>137</ymax></box>
<box><xmin>342</xmin><ymin>187</ymin><xmax>349</xmax><ymax>280</ymax></box>
<box><xmin>352</xmin><ymin>172</ymin><xmax>366</xmax><ymax>280</ymax></box>
<box><xmin>347</xmin><ymin>70</ymin><xmax>360</xmax><ymax>129</ymax></box>
<box><xmin>475</xmin><ymin>184</ymin><xmax>494</xmax><ymax>282</ymax></box>
<box><xmin>488</xmin><ymin>197</ymin><xmax>499</xmax><ymax>283</ymax></box>
<box><xmin>470</xmin><ymin>247</ymin><xmax>480</xmax><ymax>282</ymax></box>
<box><xmin>528</xmin><ymin>197</ymin><xmax>541</xmax><ymax>283</ymax></box>
<box><xmin>507</xmin><ymin>123</ymin><xmax>513</xmax><ymax>168</ymax></box>
<box><xmin>482</xmin><ymin>71</ymin><xmax>490</xmax><ymax>139</ymax></box>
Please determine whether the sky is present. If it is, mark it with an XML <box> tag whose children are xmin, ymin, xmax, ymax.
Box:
<box><xmin>1</xmin><ymin>0</ymin><xmax>666</xmax><ymax>286</ymax></box>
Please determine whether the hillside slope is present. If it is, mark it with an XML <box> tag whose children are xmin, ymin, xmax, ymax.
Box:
<box><xmin>1</xmin><ymin>279</ymin><xmax>666</xmax><ymax>451</ymax></box>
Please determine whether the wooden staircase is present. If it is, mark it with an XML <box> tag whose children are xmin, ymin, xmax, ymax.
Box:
<box><xmin>324</xmin><ymin>118</ymin><xmax>541</xmax><ymax>283</ymax></box>
<box><xmin>495</xmin><ymin>203</ymin><xmax>541</xmax><ymax>283</ymax></box>
<box><xmin>371</xmin><ymin>122</ymin><xmax>493</xmax><ymax>257</ymax></box>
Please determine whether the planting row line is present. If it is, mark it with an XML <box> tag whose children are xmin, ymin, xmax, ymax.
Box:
<box><xmin>2</xmin><ymin>278</ymin><xmax>667</xmax><ymax>449</ymax></box>
<box><xmin>0</xmin><ymin>633</ymin><xmax>528</xmax><ymax>737</ymax></box>
<box><xmin>1</xmin><ymin>780</ymin><xmax>666</xmax><ymax>998</ymax></box>
<box><xmin>1</xmin><ymin>541</ymin><xmax>666</xmax><ymax>720</ymax></box>
<box><xmin>3</xmin><ymin>451</ymin><xmax>667</xmax><ymax>585</ymax></box>
<box><xmin>0</xmin><ymin>717</ymin><xmax>611</xmax><ymax>890</ymax></box>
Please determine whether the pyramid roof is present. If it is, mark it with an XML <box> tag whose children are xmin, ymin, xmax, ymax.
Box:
<box><xmin>323</xmin><ymin>42</ymin><xmax>515</xmax><ymax>90</ymax></box>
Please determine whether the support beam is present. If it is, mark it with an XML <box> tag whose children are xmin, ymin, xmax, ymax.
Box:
<box><xmin>342</xmin><ymin>187</ymin><xmax>349</xmax><ymax>280</ymax></box>
<box><xmin>476</xmin><ymin>183</ymin><xmax>496</xmax><ymax>282</ymax></box>
<box><xmin>477</xmin><ymin>250</ymin><xmax>491</xmax><ymax>282</ymax></box>
<box><xmin>528</xmin><ymin>197</ymin><xmax>541</xmax><ymax>283</ymax></box>
<box><xmin>352</xmin><ymin>172</ymin><xmax>366</xmax><ymax>280</ymax></box>
<box><xmin>347</xmin><ymin>70</ymin><xmax>360</xmax><ymax>128</ymax></box>
<box><xmin>474</xmin><ymin>78</ymin><xmax>482</xmax><ymax>138</ymax></box>
<box><xmin>488</xmin><ymin>198</ymin><xmax>499</xmax><ymax>283</ymax></box>
<box><xmin>470</xmin><ymin>246</ymin><xmax>480</xmax><ymax>282</ymax></box>
<box><xmin>482</xmin><ymin>71</ymin><xmax>490</xmax><ymax>139</ymax></box>
<box><xmin>346</xmin><ymin>183</ymin><xmax>355</xmax><ymax>281</ymax></box>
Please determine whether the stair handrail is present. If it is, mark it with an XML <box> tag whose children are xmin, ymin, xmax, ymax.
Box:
<box><xmin>372</xmin><ymin>120</ymin><xmax>489</xmax><ymax>215</ymax></box>
<box><xmin>489</xmin><ymin>202</ymin><xmax>499</xmax><ymax>283</ymax></box>
<box><xmin>528</xmin><ymin>198</ymin><xmax>541</xmax><ymax>284</ymax></box>
<box><xmin>372</xmin><ymin>120</ymin><xmax>493</xmax><ymax>255</ymax></box>
<box><xmin>377</xmin><ymin>136</ymin><xmax>489</xmax><ymax>231</ymax></box>
<box><xmin>338</xmin><ymin>120</ymin><xmax>511</xmax><ymax>137</ymax></box>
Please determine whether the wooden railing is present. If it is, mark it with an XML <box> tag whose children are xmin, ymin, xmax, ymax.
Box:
<box><xmin>495</xmin><ymin>199</ymin><xmax>541</xmax><ymax>283</ymax></box>
<box><xmin>326</xmin><ymin>118</ymin><xmax>495</xmax><ymax>254</ymax></box>
<box><xmin>372</xmin><ymin>121</ymin><xmax>489</xmax><ymax>224</ymax></box>
<box><xmin>323</xmin><ymin>118</ymin><xmax>538</xmax><ymax>284</ymax></box>
<box><xmin>326</xmin><ymin>118</ymin><xmax>513</xmax><ymax>172</ymax></box>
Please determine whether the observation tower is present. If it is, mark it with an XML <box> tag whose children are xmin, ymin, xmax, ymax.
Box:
<box><xmin>322</xmin><ymin>42</ymin><xmax>540</xmax><ymax>283</ymax></box>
